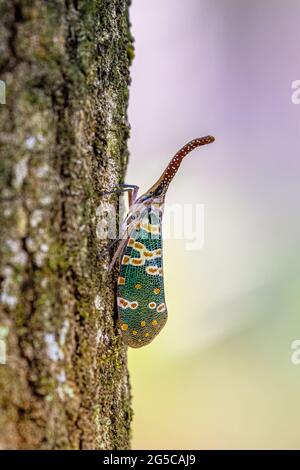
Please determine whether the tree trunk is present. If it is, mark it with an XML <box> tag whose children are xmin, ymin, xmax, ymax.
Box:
<box><xmin>0</xmin><ymin>0</ymin><xmax>133</xmax><ymax>450</ymax></box>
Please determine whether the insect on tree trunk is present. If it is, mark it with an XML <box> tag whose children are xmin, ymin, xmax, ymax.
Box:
<box><xmin>0</xmin><ymin>0</ymin><xmax>133</xmax><ymax>449</ymax></box>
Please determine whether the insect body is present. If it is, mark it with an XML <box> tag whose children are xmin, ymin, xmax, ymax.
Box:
<box><xmin>110</xmin><ymin>136</ymin><xmax>215</xmax><ymax>348</ymax></box>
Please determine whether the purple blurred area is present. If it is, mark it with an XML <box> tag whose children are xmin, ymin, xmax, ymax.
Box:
<box><xmin>127</xmin><ymin>0</ymin><xmax>300</xmax><ymax>449</ymax></box>
<box><xmin>129</xmin><ymin>0</ymin><xmax>300</xmax><ymax>196</ymax></box>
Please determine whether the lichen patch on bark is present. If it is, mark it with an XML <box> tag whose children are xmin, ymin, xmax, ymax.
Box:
<box><xmin>0</xmin><ymin>0</ymin><xmax>133</xmax><ymax>449</ymax></box>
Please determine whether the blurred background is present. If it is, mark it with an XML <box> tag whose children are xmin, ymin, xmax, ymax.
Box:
<box><xmin>127</xmin><ymin>0</ymin><xmax>300</xmax><ymax>449</ymax></box>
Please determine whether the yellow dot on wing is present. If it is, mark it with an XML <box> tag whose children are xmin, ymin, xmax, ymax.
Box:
<box><xmin>132</xmin><ymin>330</ymin><xmax>137</xmax><ymax>335</ymax></box>
<box><xmin>153</xmin><ymin>288</ymin><xmax>160</xmax><ymax>294</ymax></box>
<box><xmin>141</xmin><ymin>321</ymin><xmax>146</xmax><ymax>327</ymax></box>
<box><xmin>121</xmin><ymin>324</ymin><xmax>128</xmax><ymax>331</ymax></box>
<box><xmin>145</xmin><ymin>332</ymin><xmax>149</xmax><ymax>337</ymax></box>
<box><xmin>152</xmin><ymin>320</ymin><xmax>158</xmax><ymax>326</ymax></box>
<box><xmin>135</xmin><ymin>283</ymin><xmax>142</xmax><ymax>289</ymax></box>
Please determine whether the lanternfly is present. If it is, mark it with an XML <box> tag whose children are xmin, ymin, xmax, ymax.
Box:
<box><xmin>108</xmin><ymin>136</ymin><xmax>215</xmax><ymax>348</ymax></box>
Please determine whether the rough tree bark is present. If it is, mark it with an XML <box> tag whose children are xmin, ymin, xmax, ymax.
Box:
<box><xmin>0</xmin><ymin>0</ymin><xmax>134</xmax><ymax>449</ymax></box>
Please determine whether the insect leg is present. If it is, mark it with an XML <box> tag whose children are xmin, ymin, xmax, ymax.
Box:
<box><xmin>108</xmin><ymin>213</ymin><xmax>143</xmax><ymax>270</ymax></box>
<box><xmin>101</xmin><ymin>184</ymin><xmax>139</xmax><ymax>207</ymax></box>
<box><xmin>100</xmin><ymin>188</ymin><xmax>131</xmax><ymax>196</ymax></box>
<box><xmin>119</xmin><ymin>184</ymin><xmax>139</xmax><ymax>205</ymax></box>
<box><xmin>98</xmin><ymin>237</ymin><xmax>119</xmax><ymax>260</ymax></box>
<box><xmin>109</xmin><ymin>236</ymin><xmax>129</xmax><ymax>271</ymax></box>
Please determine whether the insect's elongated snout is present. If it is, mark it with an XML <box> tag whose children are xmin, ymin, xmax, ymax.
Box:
<box><xmin>201</xmin><ymin>135</ymin><xmax>215</xmax><ymax>145</ymax></box>
<box><xmin>143</xmin><ymin>135</ymin><xmax>215</xmax><ymax>201</ymax></box>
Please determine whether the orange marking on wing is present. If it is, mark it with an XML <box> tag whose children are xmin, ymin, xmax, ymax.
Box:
<box><xmin>157</xmin><ymin>303</ymin><xmax>166</xmax><ymax>313</ymax></box>
<box><xmin>148</xmin><ymin>267</ymin><xmax>157</xmax><ymax>274</ymax></box>
<box><xmin>118</xmin><ymin>277</ymin><xmax>125</xmax><ymax>285</ymax></box>
<box><xmin>122</xmin><ymin>255</ymin><xmax>130</xmax><ymax>265</ymax></box>
<box><xmin>117</xmin><ymin>297</ymin><xmax>129</xmax><ymax>309</ymax></box>
<box><xmin>128</xmin><ymin>238</ymin><xmax>135</xmax><ymax>246</ymax></box>
<box><xmin>130</xmin><ymin>302</ymin><xmax>138</xmax><ymax>310</ymax></box>
<box><xmin>131</xmin><ymin>258</ymin><xmax>143</xmax><ymax>266</ymax></box>
<box><xmin>146</xmin><ymin>266</ymin><xmax>163</xmax><ymax>276</ymax></box>
<box><xmin>134</xmin><ymin>242</ymin><xmax>144</xmax><ymax>250</ymax></box>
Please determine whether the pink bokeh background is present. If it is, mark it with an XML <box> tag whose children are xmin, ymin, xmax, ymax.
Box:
<box><xmin>127</xmin><ymin>0</ymin><xmax>300</xmax><ymax>449</ymax></box>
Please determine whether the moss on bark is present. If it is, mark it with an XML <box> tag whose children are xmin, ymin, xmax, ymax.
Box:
<box><xmin>0</xmin><ymin>0</ymin><xmax>133</xmax><ymax>449</ymax></box>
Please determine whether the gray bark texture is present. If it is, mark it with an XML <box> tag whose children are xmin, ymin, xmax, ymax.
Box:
<box><xmin>0</xmin><ymin>0</ymin><xmax>134</xmax><ymax>449</ymax></box>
